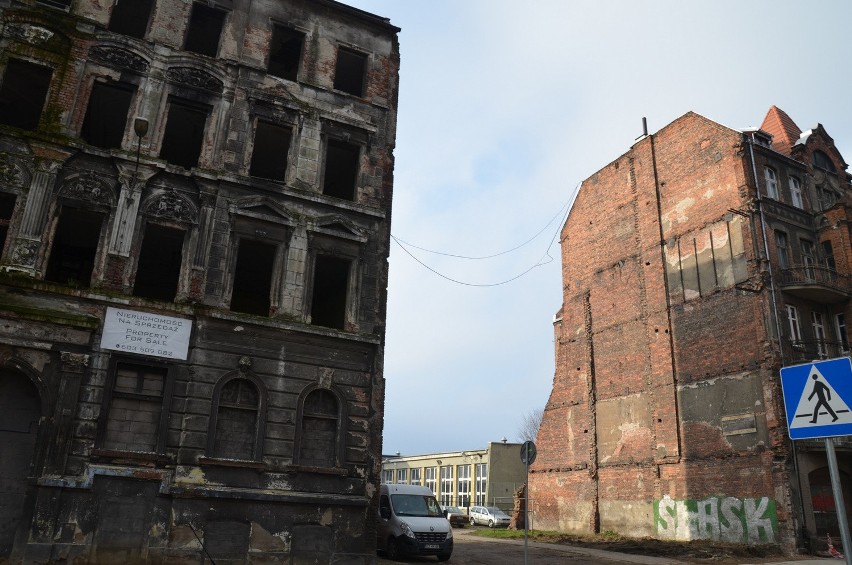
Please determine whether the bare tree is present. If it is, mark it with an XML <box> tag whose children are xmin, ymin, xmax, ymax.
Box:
<box><xmin>517</xmin><ymin>407</ymin><xmax>544</xmax><ymax>443</ymax></box>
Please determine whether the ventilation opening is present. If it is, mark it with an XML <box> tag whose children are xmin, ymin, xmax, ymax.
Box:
<box><xmin>159</xmin><ymin>98</ymin><xmax>210</xmax><ymax>169</ymax></box>
<box><xmin>0</xmin><ymin>60</ymin><xmax>52</xmax><ymax>131</ymax></box>
<box><xmin>36</xmin><ymin>0</ymin><xmax>71</xmax><ymax>10</ymax></box>
<box><xmin>133</xmin><ymin>224</ymin><xmax>185</xmax><ymax>302</ymax></box>
<box><xmin>108</xmin><ymin>0</ymin><xmax>155</xmax><ymax>39</ymax></box>
<box><xmin>333</xmin><ymin>48</ymin><xmax>367</xmax><ymax>96</ymax></box>
<box><xmin>0</xmin><ymin>192</ymin><xmax>16</xmax><ymax>254</ymax></box>
<box><xmin>310</xmin><ymin>255</ymin><xmax>350</xmax><ymax>330</ymax></box>
<box><xmin>268</xmin><ymin>25</ymin><xmax>304</xmax><ymax>81</ymax></box>
<box><xmin>249</xmin><ymin>121</ymin><xmax>291</xmax><ymax>181</ymax></box>
<box><xmin>184</xmin><ymin>2</ymin><xmax>227</xmax><ymax>57</ymax></box>
<box><xmin>81</xmin><ymin>82</ymin><xmax>134</xmax><ymax>149</ymax></box>
<box><xmin>230</xmin><ymin>239</ymin><xmax>276</xmax><ymax>316</ymax></box>
<box><xmin>322</xmin><ymin>140</ymin><xmax>359</xmax><ymax>200</ymax></box>
<box><xmin>45</xmin><ymin>207</ymin><xmax>104</xmax><ymax>288</ymax></box>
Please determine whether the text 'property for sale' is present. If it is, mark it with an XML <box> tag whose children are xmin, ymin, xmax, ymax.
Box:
<box><xmin>100</xmin><ymin>307</ymin><xmax>192</xmax><ymax>360</ymax></box>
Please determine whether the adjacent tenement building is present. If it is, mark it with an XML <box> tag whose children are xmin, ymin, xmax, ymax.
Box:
<box><xmin>532</xmin><ymin>108</ymin><xmax>851</xmax><ymax>550</ymax></box>
<box><xmin>0</xmin><ymin>0</ymin><xmax>399</xmax><ymax>562</ymax></box>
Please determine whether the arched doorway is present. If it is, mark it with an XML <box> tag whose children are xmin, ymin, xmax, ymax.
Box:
<box><xmin>809</xmin><ymin>467</ymin><xmax>852</xmax><ymax>540</ymax></box>
<box><xmin>0</xmin><ymin>368</ymin><xmax>42</xmax><ymax>558</ymax></box>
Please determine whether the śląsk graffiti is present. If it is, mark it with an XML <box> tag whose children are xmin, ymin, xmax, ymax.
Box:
<box><xmin>654</xmin><ymin>495</ymin><xmax>778</xmax><ymax>543</ymax></box>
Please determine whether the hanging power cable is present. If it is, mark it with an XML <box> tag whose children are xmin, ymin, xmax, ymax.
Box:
<box><xmin>389</xmin><ymin>182</ymin><xmax>580</xmax><ymax>287</ymax></box>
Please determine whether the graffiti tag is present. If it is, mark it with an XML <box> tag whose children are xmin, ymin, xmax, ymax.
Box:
<box><xmin>654</xmin><ymin>495</ymin><xmax>777</xmax><ymax>543</ymax></box>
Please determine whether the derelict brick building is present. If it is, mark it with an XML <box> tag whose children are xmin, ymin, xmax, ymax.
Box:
<box><xmin>531</xmin><ymin>108</ymin><xmax>852</xmax><ymax>550</ymax></box>
<box><xmin>0</xmin><ymin>0</ymin><xmax>399</xmax><ymax>562</ymax></box>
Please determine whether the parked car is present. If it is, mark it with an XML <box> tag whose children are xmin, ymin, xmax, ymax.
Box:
<box><xmin>442</xmin><ymin>506</ymin><xmax>467</xmax><ymax>528</ymax></box>
<box><xmin>469</xmin><ymin>505</ymin><xmax>511</xmax><ymax>528</ymax></box>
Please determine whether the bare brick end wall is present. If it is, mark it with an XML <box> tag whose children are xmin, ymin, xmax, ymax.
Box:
<box><xmin>531</xmin><ymin>113</ymin><xmax>801</xmax><ymax>548</ymax></box>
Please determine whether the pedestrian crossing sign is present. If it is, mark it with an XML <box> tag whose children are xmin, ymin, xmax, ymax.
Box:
<box><xmin>780</xmin><ymin>357</ymin><xmax>852</xmax><ymax>440</ymax></box>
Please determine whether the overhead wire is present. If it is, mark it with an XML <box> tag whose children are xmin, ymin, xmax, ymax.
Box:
<box><xmin>390</xmin><ymin>182</ymin><xmax>581</xmax><ymax>287</ymax></box>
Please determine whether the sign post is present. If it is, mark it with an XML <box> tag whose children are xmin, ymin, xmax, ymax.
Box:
<box><xmin>780</xmin><ymin>357</ymin><xmax>852</xmax><ymax>565</ymax></box>
<box><xmin>520</xmin><ymin>441</ymin><xmax>537</xmax><ymax>565</ymax></box>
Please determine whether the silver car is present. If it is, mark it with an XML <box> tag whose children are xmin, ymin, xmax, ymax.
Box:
<box><xmin>468</xmin><ymin>505</ymin><xmax>511</xmax><ymax>528</ymax></box>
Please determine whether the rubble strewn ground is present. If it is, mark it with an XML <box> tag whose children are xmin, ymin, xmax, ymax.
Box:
<box><xmin>472</xmin><ymin>529</ymin><xmax>804</xmax><ymax>564</ymax></box>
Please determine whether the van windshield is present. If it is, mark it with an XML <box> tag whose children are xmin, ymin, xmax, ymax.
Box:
<box><xmin>390</xmin><ymin>494</ymin><xmax>443</xmax><ymax>517</ymax></box>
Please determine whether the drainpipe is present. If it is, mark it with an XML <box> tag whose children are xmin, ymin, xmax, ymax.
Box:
<box><xmin>745</xmin><ymin>132</ymin><xmax>806</xmax><ymax>549</ymax></box>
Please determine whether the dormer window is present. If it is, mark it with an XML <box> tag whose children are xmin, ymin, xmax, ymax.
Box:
<box><xmin>813</xmin><ymin>150</ymin><xmax>837</xmax><ymax>173</ymax></box>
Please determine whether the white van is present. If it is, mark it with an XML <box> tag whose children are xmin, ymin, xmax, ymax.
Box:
<box><xmin>377</xmin><ymin>483</ymin><xmax>453</xmax><ymax>561</ymax></box>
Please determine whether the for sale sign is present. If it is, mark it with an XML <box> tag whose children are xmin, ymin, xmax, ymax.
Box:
<box><xmin>100</xmin><ymin>307</ymin><xmax>191</xmax><ymax>360</ymax></box>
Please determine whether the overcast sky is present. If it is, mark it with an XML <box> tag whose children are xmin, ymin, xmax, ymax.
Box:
<box><xmin>343</xmin><ymin>0</ymin><xmax>852</xmax><ymax>456</ymax></box>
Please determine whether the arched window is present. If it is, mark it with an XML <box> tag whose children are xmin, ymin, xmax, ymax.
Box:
<box><xmin>296</xmin><ymin>388</ymin><xmax>340</xmax><ymax>468</ymax></box>
<box><xmin>208</xmin><ymin>374</ymin><xmax>266</xmax><ymax>461</ymax></box>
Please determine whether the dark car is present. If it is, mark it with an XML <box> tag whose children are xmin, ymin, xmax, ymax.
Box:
<box><xmin>442</xmin><ymin>506</ymin><xmax>467</xmax><ymax>528</ymax></box>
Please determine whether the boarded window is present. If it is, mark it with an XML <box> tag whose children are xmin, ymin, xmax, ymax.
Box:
<box><xmin>310</xmin><ymin>255</ymin><xmax>350</xmax><ymax>330</ymax></box>
<box><xmin>45</xmin><ymin>208</ymin><xmax>104</xmax><ymax>288</ymax></box>
<box><xmin>333</xmin><ymin>48</ymin><xmax>367</xmax><ymax>96</ymax></box>
<box><xmin>322</xmin><ymin>140</ymin><xmax>359</xmax><ymax>200</ymax></box>
<box><xmin>108</xmin><ymin>0</ymin><xmax>154</xmax><ymax>39</ymax></box>
<box><xmin>249</xmin><ymin>121</ymin><xmax>291</xmax><ymax>181</ymax></box>
<box><xmin>159</xmin><ymin>98</ymin><xmax>210</xmax><ymax>169</ymax></box>
<box><xmin>0</xmin><ymin>192</ymin><xmax>16</xmax><ymax>255</ymax></box>
<box><xmin>133</xmin><ymin>224</ymin><xmax>184</xmax><ymax>301</ymax></box>
<box><xmin>213</xmin><ymin>379</ymin><xmax>259</xmax><ymax>460</ymax></box>
<box><xmin>102</xmin><ymin>363</ymin><xmax>167</xmax><ymax>453</ymax></box>
<box><xmin>81</xmin><ymin>82</ymin><xmax>134</xmax><ymax>149</ymax></box>
<box><xmin>184</xmin><ymin>2</ymin><xmax>227</xmax><ymax>57</ymax></box>
<box><xmin>299</xmin><ymin>389</ymin><xmax>338</xmax><ymax>467</ymax></box>
<box><xmin>268</xmin><ymin>25</ymin><xmax>304</xmax><ymax>81</ymax></box>
<box><xmin>0</xmin><ymin>60</ymin><xmax>52</xmax><ymax>131</ymax></box>
<box><xmin>230</xmin><ymin>239</ymin><xmax>276</xmax><ymax>316</ymax></box>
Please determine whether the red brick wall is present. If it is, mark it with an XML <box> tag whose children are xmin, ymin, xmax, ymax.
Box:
<box><xmin>532</xmin><ymin>113</ymin><xmax>795</xmax><ymax>545</ymax></box>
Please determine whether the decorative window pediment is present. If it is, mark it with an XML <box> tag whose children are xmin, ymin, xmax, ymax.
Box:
<box><xmin>143</xmin><ymin>189</ymin><xmax>198</xmax><ymax>224</ymax></box>
<box><xmin>89</xmin><ymin>45</ymin><xmax>150</xmax><ymax>73</ymax></box>
<box><xmin>230</xmin><ymin>196</ymin><xmax>295</xmax><ymax>226</ymax></box>
<box><xmin>166</xmin><ymin>66</ymin><xmax>224</xmax><ymax>94</ymax></box>
<box><xmin>58</xmin><ymin>171</ymin><xmax>116</xmax><ymax>207</ymax></box>
<box><xmin>311</xmin><ymin>215</ymin><xmax>367</xmax><ymax>243</ymax></box>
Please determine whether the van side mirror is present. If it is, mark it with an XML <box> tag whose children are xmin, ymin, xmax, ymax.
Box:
<box><xmin>380</xmin><ymin>507</ymin><xmax>391</xmax><ymax>520</ymax></box>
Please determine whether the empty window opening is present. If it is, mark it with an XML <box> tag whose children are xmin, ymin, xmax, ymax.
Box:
<box><xmin>81</xmin><ymin>82</ymin><xmax>134</xmax><ymax>149</ymax></box>
<box><xmin>249</xmin><ymin>121</ymin><xmax>292</xmax><ymax>181</ymax></box>
<box><xmin>0</xmin><ymin>192</ymin><xmax>16</xmax><ymax>254</ymax></box>
<box><xmin>102</xmin><ymin>362</ymin><xmax>166</xmax><ymax>452</ymax></box>
<box><xmin>822</xmin><ymin>241</ymin><xmax>836</xmax><ymax>272</ymax></box>
<box><xmin>299</xmin><ymin>389</ymin><xmax>338</xmax><ymax>467</ymax></box>
<box><xmin>108</xmin><ymin>0</ymin><xmax>155</xmax><ymax>39</ymax></box>
<box><xmin>0</xmin><ymin>60</ymin><xmax>52</xmax><ymax>131</ymax></box>
<box><xmin>268</xmin><ymin>25</ymin><xmax>304</xmax><ymax>81</ymax></box>
<box><xmin>310</xmin><ymin>255</ymin><xmax>350</xmax><ymax>330</ymax></box>
<box><xmin>184</xmin><ymin>2</ymin><xmax>227</xmax><ymax>57</ymax></box>
<box><xmin>159</xmin><ymin>99</ymin><xmax>210</xmax><ymax>169</ymax></box>
<box><xmin>813</xmin><ymin>150</ymin><xmax>837</xmax><ymax>173</ymax></box>
<box><xmin>45</xmin><ymin>207</ymin><xmax>104</xmax><ymax>288</ymax></box>
<box><xmin>133</xmin><ymin>224</ymin><xmax>185</xmax><ymax>301</ymax></box>
<box><xmin>213</xmin><ymin>378</ymin><xmax>259</xmax><ymax>460</ymax></box>
<box><xmin>322</xmin><ymin>140</ymin><xmax>359</xmax><ymax>200</ymax></box>
<box><xmin>333</xmin><ymin>48</ymin><xmax>367</xmax><ymax>96</ymax></box>
<box><xmin>230</xmin><ymin>239</ymin><xmax>276</xmax><ymax>316</ymax></box>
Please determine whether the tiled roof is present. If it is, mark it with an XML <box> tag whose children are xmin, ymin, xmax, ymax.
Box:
<box><xmin>760</xmin><ymin>105</ymin><xmax>802</xmax><ymax>156</ymax></box>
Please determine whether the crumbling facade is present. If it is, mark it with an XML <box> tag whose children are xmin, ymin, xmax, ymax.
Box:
<box><xmin>0</xmin><ymin>0</ymin><xmax>399</xmax><ymax>562</ymax></box>
<box><xmin>531</xmin><ymin>108</ymin><xmax>852</xmax><ymax>551</ymax></box>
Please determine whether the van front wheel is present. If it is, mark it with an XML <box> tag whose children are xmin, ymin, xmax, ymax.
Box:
<box><xmin>386</xmin><ymin>537</ymin><xmax>401</xmax><ymax>561</ymax></box>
